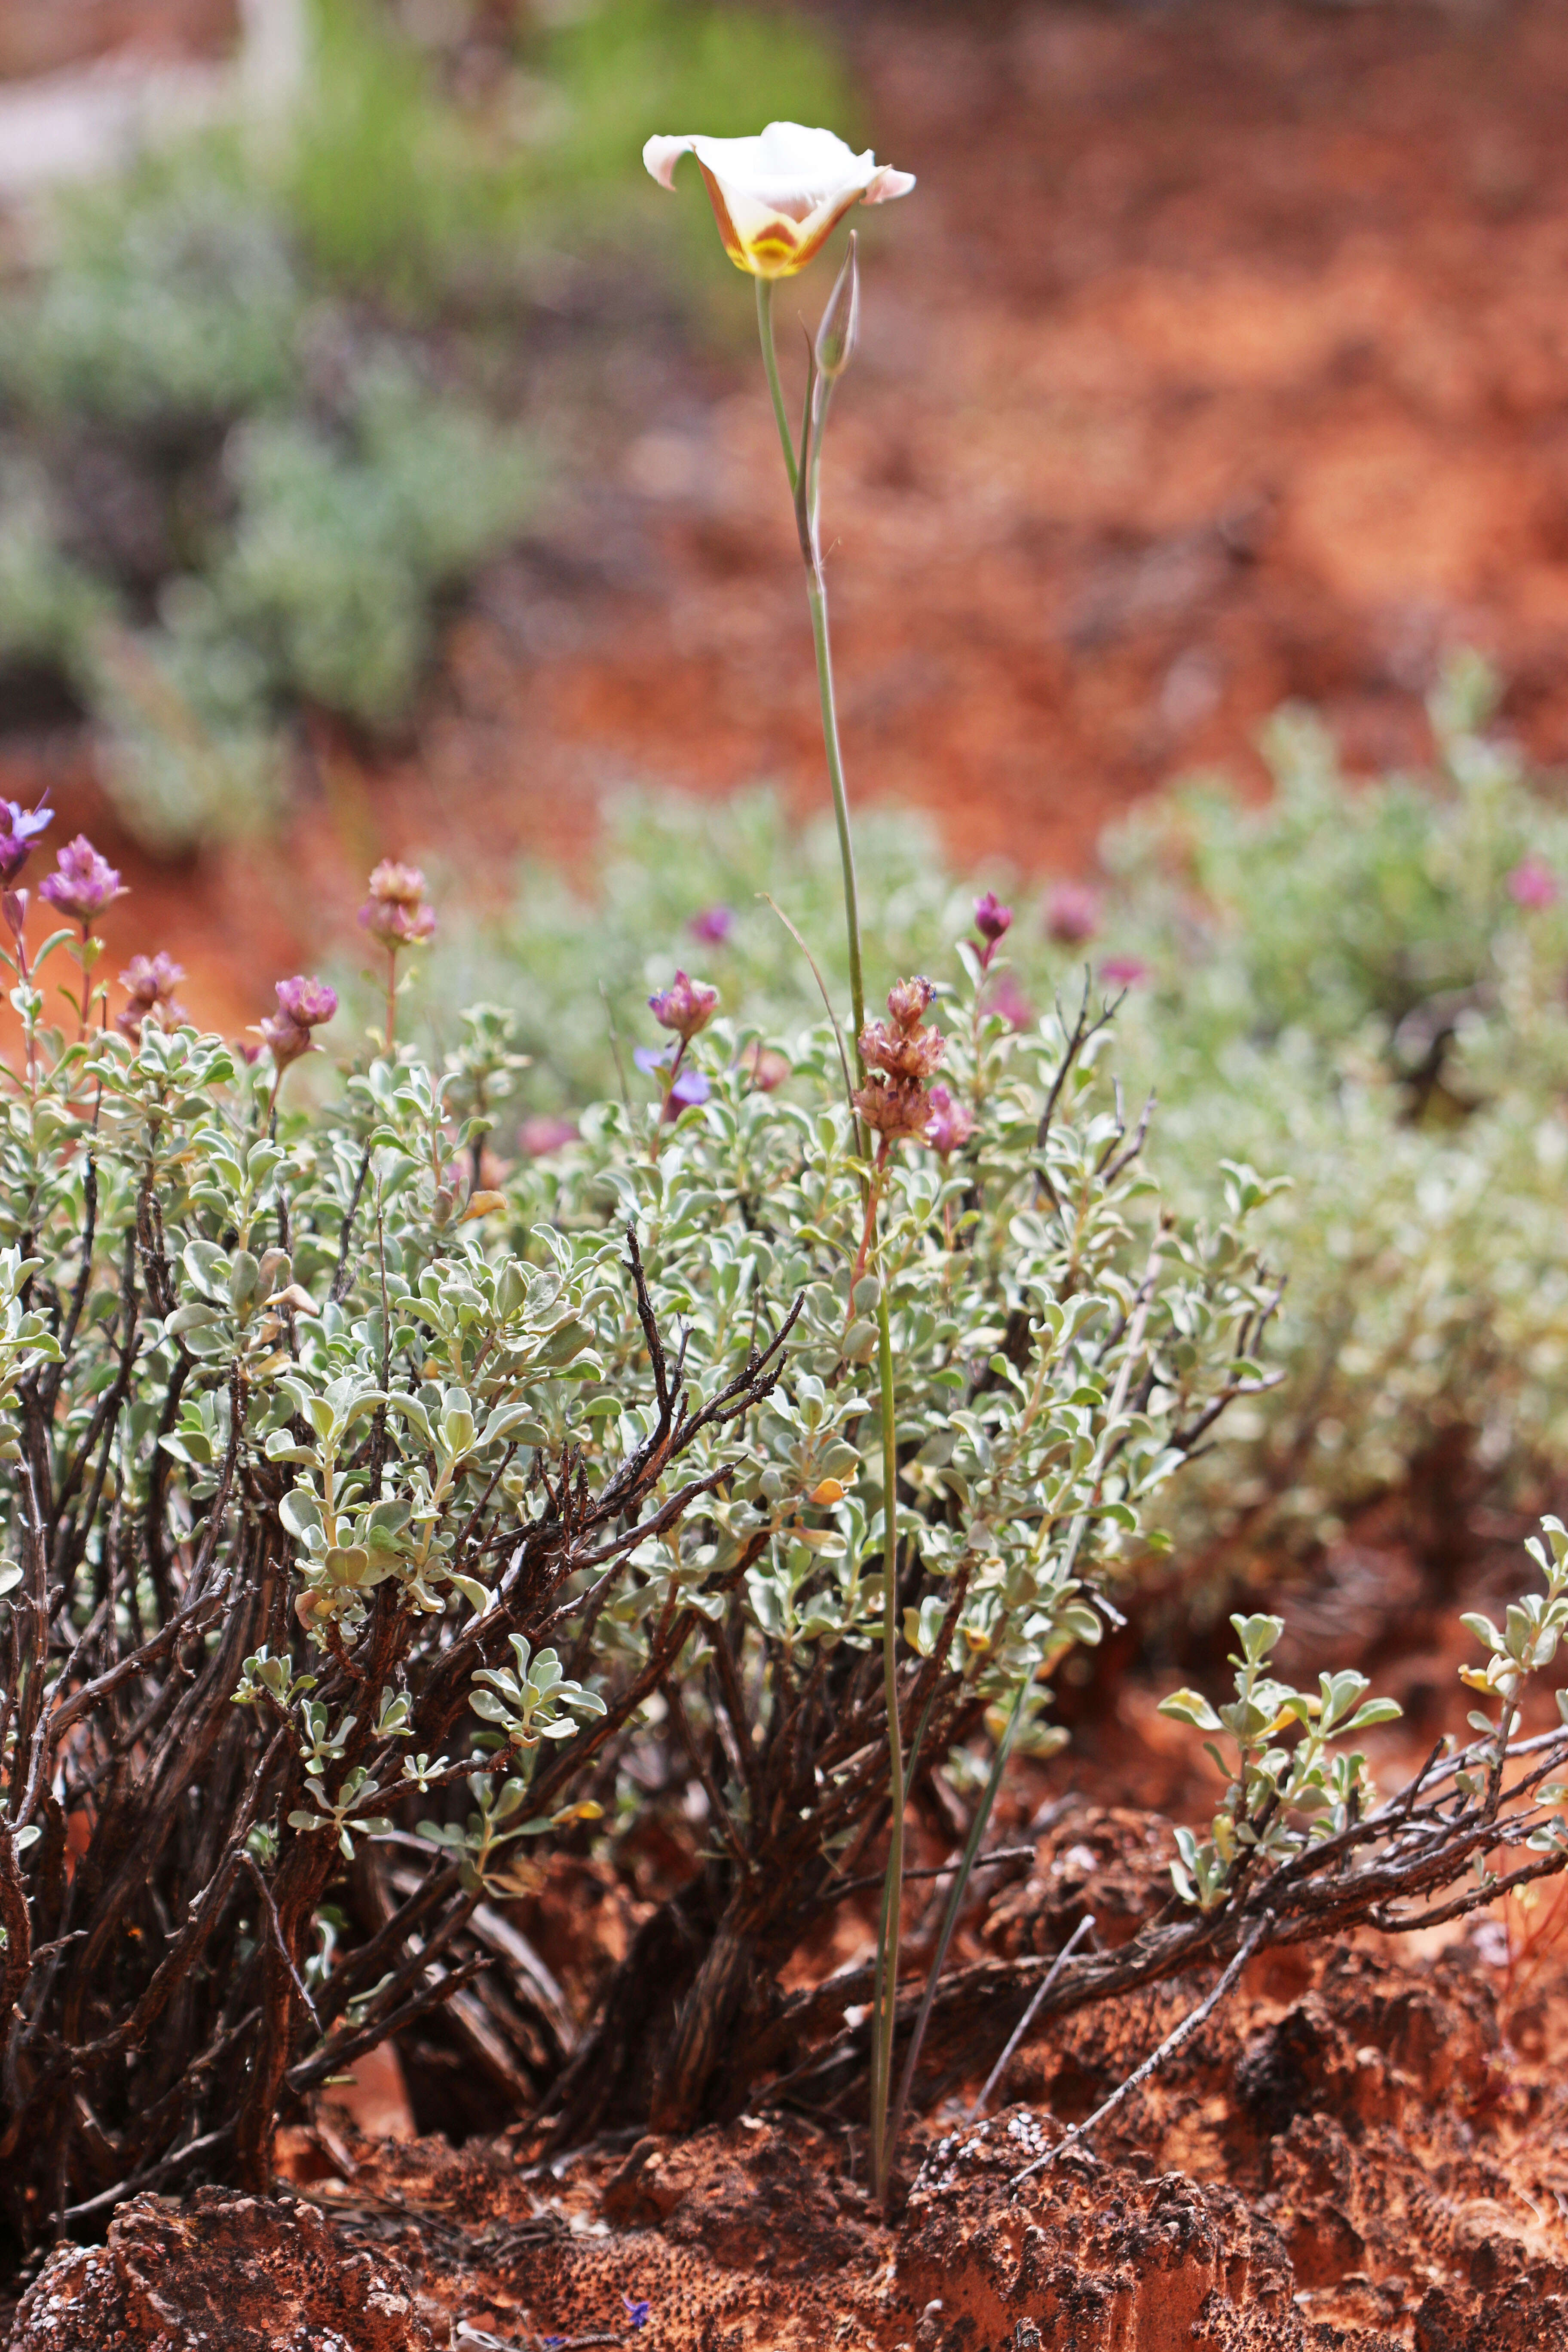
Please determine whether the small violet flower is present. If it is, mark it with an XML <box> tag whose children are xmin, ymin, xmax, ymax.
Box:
<box><xmin>648</xmin><ymin>970</ymin><xmax>718</xmax><ymax>1041</ymax></box>
<box><xmin>1045</xmin><ymin>880</ymin><xmax>1100</xmax><ymax>946</ymax></box>
<box><xmin>1100</xmin><ymin>955</ymin><xmax>1148</xmax><ymax>989</ymax></box>
<box><xmin>972</xmin><ymin>890</ymin><xmax>1012</xmax><ymax>970</ymax></box>
<box><xmin>688</xmin><ymin>904</ymin><xmax>735</xmax><ymax>945</ymax></box>
<box><xmin>39</xmin><ymin>834</ymin><xmax>126</xmax><ymax>927</ymax></box>
<box><xmin>116</xmin><ymin>951</ymin><xmax>187</xmax><ymax>1039</ymax></box>
<box><xmin>360</xmin><ymin>859</ymin><xmax>437</xmax><ymax>948</ymax></box>
<box><xmin>924</xmin><ymin>1084</ymin><xmax>975</xmax><ymax>1157</ymax></box>
<box><xmin>260</xmin><ymin>975</ymin><xmax>338</xmax><ymax>1069</ymax></box>
<box><xmin>666</xmin><ymin>1068</ymin><xmax>710</xmax><ymax>1116</ymax></box>
<box><xmin>0</xmin><ymin>799</ymin><xmax>52</xmax><ymax>887</ymax></box>
<box><xmin>1508</xmin><ymin>856</ymin><xmax>1558</xmax><ymax>911</ymax></box>
<box><xmin>624</xmin><ymin>2297</ymin><xmax>652</xmax><ymax>2331</ymax></box>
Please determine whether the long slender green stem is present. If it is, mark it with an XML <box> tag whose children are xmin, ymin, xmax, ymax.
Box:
<box><xmin>805</xmin><ymin>572</ymin><xmax>867</xmax><ymax>1057</ymax></box>
<box><xmin>885</xmin><ymin>1673</ymin><xmax>1029</xmax><ymax>2168</ymax></box>
<box><xmin>756</xmin><ymin>278</ymin><xmax>798</xmax><ymax>498</ymax></box>
<box><xmin>757</xmin><ymin>260</ymin><xmax>890</xmax><ymax>2195</ymax></box>
<box><xmin>756</xmin><ymin>279</ymin><xmax>866</xmax><ymax>1058</ymax></box>
<box><xmin>868</xmin><ymin>1283</ymin><xmax>901</xmax><ymax>2202</ymax></box>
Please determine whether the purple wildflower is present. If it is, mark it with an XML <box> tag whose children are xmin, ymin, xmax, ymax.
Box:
<box><xmin>633</xmin><ymin>1044</ymin><xmax>673</xmax><ymax>1075</ymax></box>
<box><xmin>0</xmin><ymin>799</ymin><xmax>51</xmax><ymax>888</ymax></box>
<box><xmin>360</xmin><ymin>859</ymin><xmax>437</xmax><ymax>948</ymax></box>
<box><xmin>260</xmin><ymin>975</ymin><xmax>338</xmax><ymax>1069</ymax></box>
<box><xmin>924</xmin><ymin>1083</ymin><xmax>975</xmax><ymax>1157</ymax></box>
<box><xmin>648</xmin><ymin>970</ymin><xmax>718</xmax><ymax>1041</ymax></box>
<box><xmin>1508</xmin><ymin>856</ymin><xmax>1558</xmax><ymax>911</ymax></box>
<box><xmin>666</xmin><ymin>1068</ymin><xmax>710</xmax><ymax>1113</ymax></box>
<box><xmin>624</xmin><ymin>2298</ymin><xmax>651</xmax><ymax>2331</ymax></box>
<box><xmin>688</xmin><ymin>904</ymin><xmax>735</xmax><ymax>945</ymax></box>
<box><xmin>1045</xmin><ymin>880</ymin><xmax>1100</xmax><ymax>946</ymax></box>
<box><xmin>116</xmin><ymin>951</ymin><xmax>187</xmax><ymax>1039</ymax></box>
<box><xmin>39</xmin><ymin>834</ymin><xmax>126</xmax><ymax>926</ymax></box>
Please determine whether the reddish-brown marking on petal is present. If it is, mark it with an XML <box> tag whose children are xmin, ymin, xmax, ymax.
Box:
<box><xmin>698</xmin><ymin>163</ymin><xmax>753</xmax><ymax>272</ymax></box>
<box><xmin>788</xmin><ymin>190</ymin><xmax>868</xmax><ymax>273</ymax></box>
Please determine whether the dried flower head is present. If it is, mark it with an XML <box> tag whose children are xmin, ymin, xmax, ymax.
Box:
<box><xmin>0</xmin><ymin>799</ymin><xmax>52</xmax><ymax>887</ymax></box>
<box><xmin>116</xmin><ymin>951</ymin><xmax>187</xmax><ymax>1038</ymax></box>
<box><xmin>1045</xmin><ymin>880</ymin><xmax>1101</xmax><ymax>946</ymax></box>
<box><xmin>688</xmin><ymin>905</ymin><xmax>735</xmax><ymax>945</ymax></box>
<box><xmin>648</xmin><ymin>970</ymin><xmax>719</xmax><ymax>1041</ymax></box>
<box><xmin>361</xmin><ymin>860</ymin><xmax>437</xmax><ymax>949</ymax></box>
<box><xmin>643</xmin><ymin>122</ymin><xmax>914</xmax><ymax>281</ymax></box>
<box><xmin>860</xmin><ymin>976</ymin><xmax>945</xmax><ymax>1082</ymax></box>
<box><xmin>1509</xmin><ymin>856</ymin><xmax>1558</xmax><ymax>911</ymax></box>
<box><xmin>855</xmin><ymin>976</ymin><xmax>947</xmax><ymax>1142</ymax></box>
<box><xmin>853</xmin><ymin>1074</ymin><xmax>933</xmax><ymax>1141</ymax></box>
<box><xmin>260</xmin><ymin>975</ymin><xmax>338</xmax><ymax>1069</ymax></box>
<box><xmin>39</xmin><ymin>835</ymin><xmax>126</xmax><ymax>926</ymax></box>
<box><xmin>924</xmin><ymin>1084</ymin><xmax>976</xmax><ymax>1157</ymax></box>
<box><xmin>885</xmin><ymin>974</ymin><xmax>937</xmax><ymax>1032</ymax></box>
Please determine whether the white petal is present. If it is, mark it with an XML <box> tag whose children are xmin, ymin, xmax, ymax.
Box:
<box><xmin>863</xmin><ymin>166</ymin><xmax>916</xmax><ymax>205</ymax></box>
<box><xmin>689</xmin><ymin>122</ymin><xmax>878</xmax><ymax>211</ymax></box>
<box><xmin>642</xmin><ymin>134</ymin><xmax>695</xmax><ymax>190</ymax></box>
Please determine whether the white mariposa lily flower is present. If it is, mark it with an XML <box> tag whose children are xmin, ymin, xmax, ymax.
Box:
<box><xmin>642</xmin><ymin>120</ymin><xmax>914</xmax><ymax>280</ymax></box>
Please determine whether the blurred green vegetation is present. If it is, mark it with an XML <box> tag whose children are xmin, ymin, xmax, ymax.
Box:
<box><xmin>0</xmin><ymin>0</ymin><xmax>849</xmax><ymax>842</ymax></box>
<box><xmin>288</xmin><ymin>0</ymin><xmax>852</xmax><ymax>300</ymax></box>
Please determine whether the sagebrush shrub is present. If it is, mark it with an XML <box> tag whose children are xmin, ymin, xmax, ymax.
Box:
<box><xmin>0</xmin><ymin>842</ymin><xmax>1280</xmax><ymax>2257</ymax></box>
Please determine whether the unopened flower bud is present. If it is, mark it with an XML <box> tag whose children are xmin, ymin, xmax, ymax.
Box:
<box><xmin>1100</xmin><ymin>955</ymin><xmax>1148</xmax><ymax>989</ymax></box>
<box><xmin>815</xmin><ymin>231</ymin><xmax>860</xmax><ymax>380</ymax></box>
<box><xmin>974</xmin><ymin>890</ymin><xmax>1012</xmax><ymax>945</ymax></box>
<box><xmin>648</xmin><ymin>970</ymin><xmax>718</xmax><ymax>1041</ymax></box>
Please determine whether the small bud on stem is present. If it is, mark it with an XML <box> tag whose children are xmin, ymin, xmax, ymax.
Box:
<box><xmin>814</xmin><ymin>231</ymin><xmax>860</xmax><ymax>382</ymax></box>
